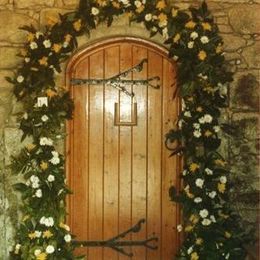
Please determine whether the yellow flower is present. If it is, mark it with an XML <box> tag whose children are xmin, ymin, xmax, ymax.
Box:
<box><xmin>185</xmin><ymin>225</ymin><xmax>193</xmax><ymax>232</ymax></box>
<box><xmin>43</xmin><ymin>230</ymin><xmax>53</xmax><ymax>238</ymax></box>
<box><xmin>64</xmin><ymin>34</ymin><xmax>72</xmax><ymax>43</ymax></box>
<box><xmin>191</xmin><ymin>252</ymin><xmax>199</xmax><ymax>260</ymax></box>
<box><xmin>196</xmin><ymin>238</ymin><xmax>203</xmax><ymax>245</ymax></box>
<box><xmin>204</xmin><ymin>130</ymin><xmax>213</xmax><ymax>137</ymax></box>
<box><xmin>171</xmin><ymin>8</ymin><xmax>178</xmax><ymax>17</ymax></box>
<box><xmin>37</xmin><ymin>253</ymin><xmax>47</xmax><ymax>260</ymax></box>
<box><xmin>46</xmin><ymin>89</ymin><xmax>57</xmax><ymax>98</ymax></box>
<box><xmin>189</xmin><ymin>214</ymin><xmax>199</xmax><ymax>224</ymax></box>
<box><xmin>196</xmin><ymin>107</ymin><xmax>203</xmax><ymax>112</ymax></box>
<box><xmin>27</xmin><ymin>33</ymin><xmax>35</xmax><ymax>42</ymax></box>
<box><xmin>215</xmin><ymin>159</ymin><xmax>226</xmax><ymax>167</ymax></box>
<box><xmin>136</xmin><ymin>5</ymin><xmax>145</xmax><ymax>13</ymax></box>
<box><xmin>26</xmin><ymin>143</ymin><xmax>36</xmax><ymax>152</ymax></box>
<box><xmin>198</xmin><ymin>50</ymin><xmax>207</xmax><ymax>61</ymax></box>
<box><xmin>112</xmin><ymin>1</ymin><xmax>120</xmax><ymax>8</ymax></box>
<box><xmin>52</xmin><ymin>43</ymin><xmax>62</xmax><ymax>53</ymax></box>
<box><xmin>38</xmin><ymin>57</ymin><xmax>48</xmax><ymax>66</ymax></box>
<box><xmin>97</xmin><ymin>0</ymin><xmax>107</xmax><ymax>6</ymax></box>
<box><xmin>125</xmin><ymin>11</ymin><xmax>133</xmax><ymax>18</ymax></box>
<box><xmin>189</xmin><ymin>163</ymin><xmax>200</xmax><ymax>172</ymax></box>
<box><xmin>40</xmin><ymin>161</ymin><xmax>48</xmax><ymax>170</ymax></box>
<box><xmin>225</xmin><ymin>231</ymin><xmax>232</xmax><ymax>238</ymax></box>
<box><xmin>201</xmin><ymin>22</ymin><xmax>212</xmax><ymax>31</ymax></box>
<box><xmin>185</xmin><ymin>20</ymin><xmax>196</xmax><ymax>29</ymax></box>
<box><xmin>158</xmin><ymin>13</ymin><xmax>167</xmax><ymax>23</ymax></box>
<box><xmin>28</xmin><ymin>232</ymin><xmax>37</xmax><ymax>239</ymax></box>
<box><xmin>173</xmin><ymin>33</ymin><xmax>181</xmax><ymax>43</ymax></box>
<box><xmin>218</xmin><ymin>183</ymin><xmax>226</xmax><ymax>193</ymax></box>
<box><xmin>47</xmin><ymin>16</ymin><xmax>60</xmax><ymax>27</ymax></box>
<box><xmin>73</xmin><ymin>19</ymin><xmax>82</xmax><ymax>32</ymax></box>
<box><xmin>156</xmin><ymin>0</ymin><xmax>166</xmax><ymax>10</ymax></box>
<box><xmin>216</xmin><ymin>44</ymin><xmax>223</xmax><ymax>54</ymax></box>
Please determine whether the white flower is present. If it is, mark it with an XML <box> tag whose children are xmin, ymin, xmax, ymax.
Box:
<box><xmin>30</xmin><ymin>175</ymin><xmax>39</xmax><ymax>183</ymax></box>
<box><xmin>218</xmin><ymin>83</ymin><xmax>228</xmax><ymax>97</ymax></box>
<box><xmin>210</xmin><ymin>215</ymin><xmax>216</xmax><ymax>223</ymax></box>
<box><xmin>194</xmin><ymin>197</ymin><xmax>202</xmax><ymax>203</ymax></box>
<box><xmin>177</xmin><ymin>224</ymin><xmax>183</xmax><ymax>232</ymax></box>
<box><xmin>46</xmin><ymin>245</ymin><xmax>55</xmax><ymax>254</ymax></box>
<box><xmin>187</xmin><ymin>246</ymin><xmax>193</xmax><ymax>254</ymax></box>
<box><xmin>142</xmin><ymin>0</ymin><xmax>146</xmax><ymax>3</ymax></box>
<box><xmin>202</xmin><ymin>218</ymin><xmax>212</xmax><ymax>226</ymax></box>
<box><xmin>25</xmin><ymin>57</ymin><xmax>30</xmax><ymax>63</ymax></box>
<box><xmin>40</xmin><ymin>137</ymin><xmax>53</xmax><ymax>146</ymax></box>
<box><xmin>35</xmin><ymin>189</ymin><xmax>42</xmax><ymax>198</ymax></box>
<box><xmin>159</xmin><ymin>20</ymin><xmax>167</xmax><ymax>28</ymax></box>
<box><xmin>120</xmin><ymin>0</ymin><xmax>130</xmax><ymax>6</ymax></box>
<box><xmin>151</xmin><ymin>26</ymin><xmax>158</xmax><ymax>32</ymax></box>
<box><xmin>198</xmin><ymin>73</ymin><xmax>208</xmax><ymax>80</ymax></box>
<box><xmin>193</xmin><ymin>123</ymin><xmax>200</xmax><ymax>129</ymax></box>
<box><xmin>35</xmin><ymin>231</ymin><xmax>42</xmax><ymax>237</ymax></box>
<box><xmin>15</xmin><ymin>244</ymin><xmax>21</xmax><ymax>250</ymax></box>
<box><xmin>35</xmin><ymin>32</ymin><xmax>43</xmax><ymax>39</ymax></box>
<box><xmin>205</xmin><ymin>168</ymin><xmax>213</xmax><ymax>175</ymax></box>
<box><xmin>32</xmin><ymin>182</ymin><xmax>40</xmax><ymax>189</ymax></box>
<box><xmin>64</xmin><ymin>234</ymin><xmax>72</xmax><ymax>242</ymax></box>
<box><xmin>47</xmin><ymin>175</ymin><xmax>55</xmax><ymax>182</ymax></box>
<box><xmin>30</xmin><ymin>41</ymin><xmax>38</xmax><ymax>50</ymax></box>
<box><xmin>190</xmin><ymin>31</ymin><xmax>198</xmax><ymax>40</ymax></box>
<box><xmin>63</xmin><ymin>41</ymin><xmax>69</xmax><ymax>48</ymax></box>
<box><xmin>200</xmin><ymin>36</ymin><xmax>209</xmax><ymax>44</ymax></box>
<box><xmin>204</xmin><ymin>114</ymin><xmax>213</xmax><ymax>123</ymax></box>
<box><xmin>182</xmin><ymin>99</ymin><xmax>186</xmax><ymax>110</ymax></box>
<box><xmin>43</xmin><ymin>39</ymin><xmax>51</xmax><ymax>48</ymax></box>
<box><xmin>225</xmin><ymin>253</ymin><xmax>230</xmax><ymax>259</ymax></box>
<box><xmin>184</xmin><ymin>111</ymin><xmax>191</xmax><ymax>117</ymax></box>
<box><xmin>34</xmin><ymin>249</ymin><xmax>41</xmax><ymax>256</ymax></box>
<box><xmin>40</xmin><ymin>216</ymin><xmax>46</xmax><ymax>224</ymax></box>
<box><xmin>199</xmin><ymin>209</ymin><xmax>209</xmax><ymax>218</ymax></box>
<box><xmin>178</xmin><ymin>119</ymin><xmax>183</xmax><ymax>129</ymax></box>
<box><xmin>213</xmin><ymin>125</ymin><xmax>221</xmax><ymax>133</ymax></box>
<box><xmin>199</xmin><ymin>117</ymin><xmax>205</xmax><ymax>124</ymax></box>
<box><xmin>145</xmin><ymin>13</ymin><xmax>152</xmax><ymax>22</ymax></box>
<box><xmin>51</xmin><ymin>151</ymin><xmax>59</xmax><ymax>158</ymax></box>
<box><xmin>134</xmin><ymin>0</ymin><xmax>142</xmax><ymax>8</ymax></box>
<box><xmin>220</xmin><ymin>176</ymin><xmax>227</xmax><ymax>184</ymax></box>
<box><xmin>40</xmin><ymin>217</ymin><xmax>54</xmax><ymax>227</ymax></box>
<box><xmin>187</xmin><ymin>41</ymin><xmax>194</xmax><ymax>49</ymax></box>
<box><xmin>208</xmin><ymin>191</ymin><xmax>217</xmax><ymax>199</ymax></box>
<box><xmin>17</xmin><ymin>75</ymin><xmax>24</xmax><ymax>83</ymax></box>
<box><xmin>195</xmin><ymin>178</ymin><xmax>204</xmax><ymax>188</ymax></box>
<box><xmin>173</xmin><ymin>55</ymin><xmax>178</xmax><ymax>61</ymax></box>
<box><xmin>41</xmin><ymin>115</ymin><xmax>49</xmax><ymax>122</ymax></box>
<box><xmin>193</xmin><ymin>130</ymin><xmax>201</xmax><ymax>138</ymax></box>
<box><xmin>49</xmin><ymin>156</ymin><xmax>60</xmax><ymax>165</ymax></box>
<box><xmin>182</xmin><ymin>169</ymin><xmax>187</xmax><ymax>176</ymax></box>
<box><xmin>91</xmin><ymin>7</ymin><xmax>99</xmax><ymax>15</ymax></box>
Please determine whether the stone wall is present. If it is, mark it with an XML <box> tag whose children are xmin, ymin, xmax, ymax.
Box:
<box><xmin>0</xmin><ymin>0</ymin><xmax>259</xmax><ymax>259</ymax></box>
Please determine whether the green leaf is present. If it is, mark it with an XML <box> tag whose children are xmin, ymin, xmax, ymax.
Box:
<box><xmin>13</xmin><ymin>183</ymin><xmax>28</xmax><ymax>192</ymax></box>
<box><xmin>180</xmin><ymin>81</ymin><xmax>196</xmax><ymax>97</ymax></box>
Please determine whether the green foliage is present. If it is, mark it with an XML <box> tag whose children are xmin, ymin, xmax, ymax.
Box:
<box><xmin>8</xmin><ymin>0</ymin><xmax>253</xmax><ymax>259</ymax></box>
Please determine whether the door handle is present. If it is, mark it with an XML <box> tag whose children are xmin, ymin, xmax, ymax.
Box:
<box><xmin>114</xmin><ymin>102</ymin><xmax>137</xmax><ymax>126</ymax></box>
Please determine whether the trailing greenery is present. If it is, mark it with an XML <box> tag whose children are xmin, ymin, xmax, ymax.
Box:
<box><xmin>7</xmin><ymin>0</ymin><xmax>252</xmax><ymax>259</ymax></box>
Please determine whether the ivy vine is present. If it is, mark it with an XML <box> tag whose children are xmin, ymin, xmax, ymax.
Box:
<box><xmin>7</xmin><ymin>0</ymin><xmax>252</xmax><ymax>259</ymax></box>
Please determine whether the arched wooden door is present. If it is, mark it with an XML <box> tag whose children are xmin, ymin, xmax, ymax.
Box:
<box><xmin>66</xmin><ymin>37</ymin><xmax>180</xmax><ymax>260</ymax></box>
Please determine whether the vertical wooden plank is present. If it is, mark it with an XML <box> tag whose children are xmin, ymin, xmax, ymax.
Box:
<box><xmin>69</xmin><ymin>58</ymin><xmax>89</xmax><ymax>256</ymax></box>
<box><xmin>146</xmin><ymin>51</ymin><xmax>163</xmax><ymax>260</ymax></box>
<box><xmin>161</xmin><ymin>58</ymin><xmax>179</xmax><ymax>259</ymax></box>
<box><xmin>88</xmin><ymin>51</ymin><xmax>104</xmax><ymax>260</ymax></box>
<box><xmin>103</xmin><ymin>46</ymin><xmax>120</xmax><ymax>259</ymax></box>
<box><xmin>132</xmin><ymin>45</ymin><xmax>148</xmax><ymax>260</ymax></box>
<box><xmin>118</xmin><ymin>43</ymin><xmax>133</xmax><ymax>260</ymax></box>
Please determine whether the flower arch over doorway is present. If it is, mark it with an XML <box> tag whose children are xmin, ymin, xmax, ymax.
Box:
<box><xmin>8</xmin><ymin>0</ymin><xmax>250</xmax><ymax>259</ymax></box>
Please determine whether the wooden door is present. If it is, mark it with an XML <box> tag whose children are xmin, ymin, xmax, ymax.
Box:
<box><xmin>66</xmin><ymin>38</ymin><xmax>180</xmax><ymax>260</ymax></box>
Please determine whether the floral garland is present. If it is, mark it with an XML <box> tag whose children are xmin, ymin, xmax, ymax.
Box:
<box><xmin>7</xmin><ymin>0</ymin><xmax>251</xmax><ymax>259</ymax></box>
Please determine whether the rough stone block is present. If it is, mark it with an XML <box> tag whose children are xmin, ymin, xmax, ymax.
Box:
<box><xmin>14</xmin><ymin>0</ymin><xmax>55</xmax><ymax>9</ymax></box>
<box><xmin>0</xmin><ymin>0</ymin><xmax>8</xmax><ymax>4</ymax></box>
<box><xmin>62</xmin><ymin>0</ymin><xmax>79</xmax><ymax>7</ymax></box>
<box><xmin>0</xmin><ymin>47</ymin><xmax>21</xmax><ymax>69</ymax></box>
<box><xmin>220</xmin><ymin>34</ymin><xmax>246</xmax><ymax>52</ymax></box>
<box><xmin>231</xmin><ymin>70</ymin><xmax>259</xmax><ymax>111</ymax></box>
<box><xmin>0</xmin><ymin>11</ymin><xmax>38</xmax><ymax>44</ymax></box>
<box><xmin>242</xmin><ymin>41</ymin><xmax>260</xmax><ymax>68</ymax></box>
<box><xmin>229</xmin><ymin>4</ymin><xmax>260</xmax><ymax>34</ymax></box>
<box><xmin>40</xmin><ymin>8</ymin><xmax>72</xmax><ymax>26</ymax></box>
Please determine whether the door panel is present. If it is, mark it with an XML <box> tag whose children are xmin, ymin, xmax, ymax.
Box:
<box><xmin>67</xmin><ymin>38</ymin><xmax>180</xmax><ymax>260</ymax></box>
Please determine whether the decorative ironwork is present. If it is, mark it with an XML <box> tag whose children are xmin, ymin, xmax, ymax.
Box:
<box><xmin>73</xmin><ymin>219</ymin><xmax>158</xmax><ymax>257</ymax></box>
<box><xmin>70</xmin><ymin>59</ymin><xmax>160</xmax><ymax>97</ymax></box>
